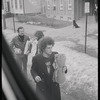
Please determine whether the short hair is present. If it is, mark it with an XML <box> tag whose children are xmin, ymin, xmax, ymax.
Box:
<box><xmin>34</xmin><ymin>31</ymin><xmax>44</xmax><ymax>41</ymax></box>
<box><xmin>17</xmin><ymin>27</ymin><xmax>24</xmax><ymax>32</ymax></box>
<box><xmin>38</xmin><ymin>37</ymin><xmax>54</xmax><ymax>53</ymax></box>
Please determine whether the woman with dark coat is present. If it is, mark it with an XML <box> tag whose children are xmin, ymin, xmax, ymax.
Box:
<box><xmin>30</xmin><ymin>37</ymin><xmax>61</xmax><ymax>100</ymax></box>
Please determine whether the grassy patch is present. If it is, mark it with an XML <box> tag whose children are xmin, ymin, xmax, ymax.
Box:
<box><xmin>15</xmin><ymin>14</ymin><xmax>72</xmax><ymax>28</ymax></box>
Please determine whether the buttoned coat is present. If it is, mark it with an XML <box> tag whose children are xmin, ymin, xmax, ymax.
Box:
<box><xmin>31</xmin><ymin>52</ymin><xmax>61</xmax><ymax>100</ymax></box>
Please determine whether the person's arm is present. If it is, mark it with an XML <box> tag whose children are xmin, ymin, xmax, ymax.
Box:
<box><xmin>24</xmin><ymin>40</ymin><xmax>30</xmax><ymax>55</ymax></box>
<box><xmin>24</xmin><ymin>36</ymin><xmax>32</xmax><ymax>55</ymax></box>
<box><xmin>30</xmin><ymin>57</ymin><xmax>41</xmax><ymax>82</ymax></box>
<box><xmin>9</xmin><ymin>38</ymin><xmax>15</xmax><ymax>54</ymax></box>
<box><xmin>10</xmin><ymin>38</ymin><xmax>22</xmax><ymax>55</ymax></box>
<box><xmin>27</xmin><ymin>36</ymin><xmax>32</xmax><ymax>54</ymax></box>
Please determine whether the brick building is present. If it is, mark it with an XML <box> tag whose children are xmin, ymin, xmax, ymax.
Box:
<box><xmin>43</xmin><ymin>0</ymin><xmax>96</xmax><ymax>21</ymax></box>
<box><xmin>2</xmin><ymin>0</ymin><xmax>96</xmax><ymax>21</ymax></box>
<box><xmin>2</xmin><ymin>0</ymin><xmax>42</xmax><ymax>14</ymax></box>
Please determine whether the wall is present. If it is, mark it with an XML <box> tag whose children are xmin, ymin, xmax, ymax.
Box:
<box><xmin>24</xmin><ymin>0</ymin><xmax>41</xmax><ymax>14</ymax></box>
<box><xmin>45</xmin><ymin>0</ymin><xmax>74</xmax><ymax>21</ymax></box>
<box><xmin>10</xmin><ymin>0</ymin><xmax>23</xmax><ymax>14</ymax></box>
<box><xmin>74</xmin><ymin>0</ymin><xmax>85</xmax><ymax>21</ymax></box>
<box><xmin>8</xmin><ymin>0</ymin><xmax>42</xmax><ymax>14</ymax></box>
<box><xmin>41</xmin><ymin>0</ymin><xmax>46</xmax><ymax>14</ymax></box>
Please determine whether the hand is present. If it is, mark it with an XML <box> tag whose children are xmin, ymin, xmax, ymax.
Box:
<box><xmin>63</xmin><ymin>66</ymin><xmax>67</xmax><ymax>73</ymax></box>
<box><xmin>25</xmin><ymin>50</ymin><xmax>30</xmax><ymax>55</ymax></box>
<box><xmin>14</xmin><ymin>48</ymin><xmax>22</xmax><ymax>54</ymax></box>
<box><xmin>35</xmin><ymin>76</ymin><xmax>42</xmax><ymax>83</ymax></box>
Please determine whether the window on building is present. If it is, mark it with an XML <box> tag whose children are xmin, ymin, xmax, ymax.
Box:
<box><xmin>47</xmin><ymin>0</ymin><xmax>50</xmax><ymax>9</ymax></box>
<box><xmin>15</xmin><ymin>0</ymin><xmax>18</xmax><ymax>9</ymax></box>
<box><xmin>2</xmin><ymin>2</ymin><xmax>4</xmax><ymax>10</ymax></box>
<box><xmin>19</xmin><ymin>0</ymin><xmax>22</xmax><ymax>9</ymax></box>
<box><xmin>68</xmin><ymin>0</ymin><xmax>71</xmax><ymax>4</ymax></box>
<box><xmin>5</xmin><ymin>1</ymin><xmax>8</xmax><ymax>12</ymax></box>
<box><xmin>11</xmin><ymin>0</ymin><xmax>13</xmax><ymax>8</ymax></box>
<box><xmin>7</xmin><ymin>1</ymin><xmax>10</xmax><ymax>12</ymax></box>
<box><xmin>60</xmin><ymin>0</ymin><xmax>63</xmax><ymax>4</ymax></box>
<box><xmin>53</xmin><ymin>0</ymin><xmax>56</xmax><ymax>5</ymax></box>
<box><xmin>60</xmin><ymin>0</ymin><xmax>63</xmax><ymax>10</ymax></box>
<box><xmin>68</xmin><ymin>0</ymin><xmax>72</xmax><ymax>10</ymax></box>
<box><xmin>53</xmin><ymin>0</ymin><xmax>56</xmax><ymax>11</ymax></box>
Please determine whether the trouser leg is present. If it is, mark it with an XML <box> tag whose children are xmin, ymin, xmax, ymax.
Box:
<box><xmin>15</xmin><ymin>55</ymin><xmax>23</xmax><ymax>71</ymax></box>
<box><xmin>22</xmin><ymin>55</ymin><xmax>28</xmax><ymax>76</ymax></box>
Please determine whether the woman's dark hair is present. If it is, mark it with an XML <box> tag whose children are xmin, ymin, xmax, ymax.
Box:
<box><xmin>38</xmin><ymin>37</ymin><xmax>54</xmax><ymax>53</ymax></box>
<box><xmin>17</xmin><ymin>27</ymin><xmax>24</xmax><ymax>32</ymax></box>
<box><xmin>34</xmin><ymin>31</ymin><xmax>44</xmax><ymax>41</ymax></box>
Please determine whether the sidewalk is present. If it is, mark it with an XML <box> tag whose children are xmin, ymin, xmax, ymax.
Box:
<box><xmin>2</xmin><ymin>15</ymin><xmax>98</xmax><ymax>100</ymax></box>
<box><xmin>4</xmin><ymin>16</ymin><xmax>98</xmax><ymax>58</ymax></box>
<box><xmin>2</xmin><ymin>28</ymin><xmax>98</xmax><ymax>100</ymax></box>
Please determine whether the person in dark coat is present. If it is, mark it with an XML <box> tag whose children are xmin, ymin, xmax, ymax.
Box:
<box><xmin>30</xmin><ymin>37</ymin><xmax>61</xmax><ymax>100</ymax></box>
<box><xmin>10</xmin><ymin>27</ymin><xmax>31</xmax><ymax>76</ymax></box>
<box><xmin>34</xmin><ymin>31</ymin><xmax>44</xmax><ymax>55</ymax></box>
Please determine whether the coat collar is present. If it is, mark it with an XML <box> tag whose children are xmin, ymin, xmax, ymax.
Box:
<box><xmin>18</xmin><ymin>35</ymin><xmax>25</xmax><ymax>42</ymax></box>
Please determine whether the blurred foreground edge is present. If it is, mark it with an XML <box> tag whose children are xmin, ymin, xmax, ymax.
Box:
<box><xmin>2</xmin><ymin>34</ymin><xmax>41</xmax><ymax>100</ymax></box>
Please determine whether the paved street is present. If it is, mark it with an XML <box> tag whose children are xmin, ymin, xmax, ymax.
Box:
<box><xmin>2</xmin><ymin>15</ymin><xmax>98</xmax><ymax>100</ymax></box>
<box><xmin>4</xmin><ymin>15</ymin><xmax>98</xmax><ymax>58</ymax></box>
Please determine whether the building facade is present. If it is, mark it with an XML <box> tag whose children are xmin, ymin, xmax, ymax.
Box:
<box><xmin>2</xmin><ymin>0</ymin><xmax>42</xmax><ymax>14</ymax></box>
<box><xmin>2</xmin><ymin>0</ymin><xmax>96</xmax><ymax>21</ymax></box>
<box><xmin>44</xmin><ymin>0</ymin><xmax>95</xmax><ymax>21</ymax></box>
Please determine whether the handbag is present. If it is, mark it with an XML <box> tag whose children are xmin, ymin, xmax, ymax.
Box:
<box><xmin>53</xmin><ymin>54</ymin><xmax>67</xmax><ymax>84</ymax></box>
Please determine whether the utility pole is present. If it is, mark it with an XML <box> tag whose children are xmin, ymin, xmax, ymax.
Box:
<box><xmin>2</xmin><ymin>10</ymin><xmax>6</xmax><ymax>29</ymax></box>
<box><xmin>84</xmin><ymin>2</ymin><xmax>90</xmax><ymax>53</ymax></box>
<box><xmin>23</xmin><ymin>0</ymin><xmax>25</xmax><ymax>14</ymax></box>
<box><xmin>12</xmin><ymin>13</ymin><xmax>16</xmax><ymax>32</ymax></box>
<box><xmin>85</xmin><ymin>13</ymin><xmax>88</xmax><ymax>53</ymax></box>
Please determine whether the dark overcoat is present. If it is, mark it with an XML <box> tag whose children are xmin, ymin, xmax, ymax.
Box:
<box><xmin>31</xmin><ymin>52</ymin><xmax>61</xmax><ymax>100</ymax></box>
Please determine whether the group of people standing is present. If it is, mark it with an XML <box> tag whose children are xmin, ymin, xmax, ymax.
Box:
<box><xmin>10</xmin><ymin>26</ymin><xmax>67</xmax><ymax>100</ymax></box>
